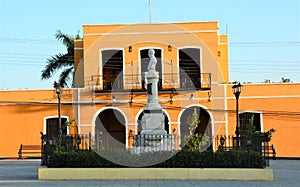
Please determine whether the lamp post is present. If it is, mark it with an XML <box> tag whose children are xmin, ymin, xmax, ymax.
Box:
<box><xmin>232</xmin><ymin>82</ymin><xmax>242</xmax><ymax>146</ymax></box>
<box><xmin>53</xmin><ymin>81</ymin><xmax>62</xmax><ymax>136</ymax></box>
<box><xmin>220</xmin><ymin>136</ymin><xmax>225</xmax><ymax>149</ymax></box>
<box><xmin>76</xmin><ymin>135</ymin><xmax>81</xmax><ymax>151</ymax></box>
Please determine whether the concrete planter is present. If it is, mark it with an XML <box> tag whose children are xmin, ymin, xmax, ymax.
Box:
<box><xmin>39</xmin><ymin>168</ymin><xmax>274</xmax><ymax>181</ymax></box>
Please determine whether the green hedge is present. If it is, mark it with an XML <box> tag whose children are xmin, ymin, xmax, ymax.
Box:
<box><xmin>45</xmin><ymin>149</ymin><xmax>265</xmax><ymax>168</ymax></box>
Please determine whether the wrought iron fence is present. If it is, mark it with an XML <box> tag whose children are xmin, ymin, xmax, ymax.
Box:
<box><xmin>214</xmin><ymin>135</ymin><xmax>276</xmax><ymax>166</ymax></box>
<box><xmin>88</xmin><ymin>73</ymin><xmax>211</xmax><ymax>92</ymax></box>
<box><xmin>41</xmin><ymin>133</ymin><xmax>180</xmax><ymax>152</ymax></box>
<box><xmin>41</xmin><ymin>133</ymin><xmax>275</xmax><ymax>167</ymax></box>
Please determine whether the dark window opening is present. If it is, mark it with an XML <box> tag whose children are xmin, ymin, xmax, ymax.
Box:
<box><xmin>239</xmin><ymin>112</ymin><xmax>261</xmax><ymax>137</ymax></box>
<box><xmin>179</xmin><ymin>48</ymin><xmax>201</xmax><ymax>89</ymax></box>
<box><xmin>46</xmin><ymin>118</ymin><xmax>68</xmax><ymax>136</ymax></box>
<box><xmin>102</xmin><ymin>50</ymin><xmax>123</xmax><ymax>90</ymax></box>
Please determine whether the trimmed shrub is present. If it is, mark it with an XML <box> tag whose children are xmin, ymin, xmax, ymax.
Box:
<box><xmin>45</xmin><ymin>149</ymin><xmax>265</xmax><ymax>168</ymax></box>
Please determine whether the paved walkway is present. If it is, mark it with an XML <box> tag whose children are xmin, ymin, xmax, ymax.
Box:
<box><xmin>0</xmin><ymin>159</ymin><xmax>299</xmax><ymax>186</ymax></box>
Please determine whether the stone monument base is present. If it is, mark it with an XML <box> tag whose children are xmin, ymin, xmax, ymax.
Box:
<box><xmin>131</xmin><ymin>134</ymin><xmax>175</xmax><ymax>154</ymax></box>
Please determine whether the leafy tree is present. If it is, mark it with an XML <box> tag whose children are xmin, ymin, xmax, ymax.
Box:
<box><xmin>41</xmin><ymin>30</ymin><xmax>81</xmax><ymax>87</ymax></box>
<box><xmin>263</xmin><ymin>79</ymin><xmax>271</xmax><ymax>83</ymax></box>
<box><xmin>63</xmin><ymin>119</ymin><xmax>75</xmax><ymax>131</ymax></box>
<box><xmin>181</xmin><ymin>108</ymin><xmax>209</xmax><ymax>151</ymax></box>
<box><xmin>281</xmin><ymin>77</ymin><xmax>291</xmax><ymax>83</ymax></box>
<box><xmin>246</xmin><ymin>115</ymin><xmax>275</xmax><ymax>142</ymax></box>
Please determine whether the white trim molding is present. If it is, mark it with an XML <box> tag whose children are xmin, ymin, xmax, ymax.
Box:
<box><xmin>84</xmin><ymin>30</ymin><xmax>218</xmax><ymax>36</ymax></box>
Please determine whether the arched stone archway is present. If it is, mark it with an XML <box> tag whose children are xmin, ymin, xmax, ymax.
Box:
<box><xmin>179</xmin><ymin>106</ymin><xmax>212</xmax><ymax>150</ymax></box>
<box><xmin>95</xmin><ymin>108</ymin><xmax>126</xmax><ymax>149</ymax></box>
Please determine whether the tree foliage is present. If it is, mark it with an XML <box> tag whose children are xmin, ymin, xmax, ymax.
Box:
<box><xmin>281</xmin><ymin>77</ymin><xmax>291</xmax><ymax>83</ymax></box>
<box><xmin>41</xmin><ymin>30</ymin><xmax>81</xmax><ymax>88</ymax></box>
<box><xmin>181</xmin><ymin>108</ymin><xmax>209</xmax><ymax>151</ymax></box>
<box><xmin>246</xmin><ymin>115</ymin><xmax>276</xmax><ymax>142</ymax></box>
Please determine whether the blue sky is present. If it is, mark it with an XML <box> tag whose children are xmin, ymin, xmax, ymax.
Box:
<box><xmin>0</xmin><ymin>0</ymin><xmax>299</xmax><ymax>89</ymax></box>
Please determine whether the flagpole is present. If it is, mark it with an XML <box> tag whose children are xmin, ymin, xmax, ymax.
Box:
<box><xmin>149</xmin><ymin>0</ymin><xmax>152</xmax><ymax>23</ymax></box>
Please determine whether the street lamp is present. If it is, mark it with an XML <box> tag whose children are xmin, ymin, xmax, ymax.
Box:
<box><xmin>220</xmin><ymin>136</ymin><xmax>225</xmax><ymax>149</ymax></box>
<box><xmin>76</xmin><ymin>135</ymin><xmax>81</xmax><ymax>150</ymax></box>
<box><xmin>232</xmin><ymin>82</ymin><xmax>242</xmax><ymax>146</ymax></box>
<box><xmin>129</xmin><ymin>130</ymin><xmax>133</xmax><ymax>138</ymax></box>
<box><xmin>53</xmin><ymin>81</ymin><xmax>62</xmax><ymax>136</ymax></box>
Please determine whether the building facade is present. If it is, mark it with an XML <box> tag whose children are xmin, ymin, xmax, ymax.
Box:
<box><xmin>0</xmin><ymin>22</ymin><xmax>299</xmax><ymax>158</ymax></box>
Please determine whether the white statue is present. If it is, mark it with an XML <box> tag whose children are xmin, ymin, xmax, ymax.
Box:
<box><xmin>147</xmin><ymin>48</ymin><xmax>157</xmax><ymax>72</ymax></box>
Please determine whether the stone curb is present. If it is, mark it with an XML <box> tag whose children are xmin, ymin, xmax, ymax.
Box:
<box><xmin>38</xmin><ymin>168</ymin><xmax>274</xmax><ymax>181</ymax></box>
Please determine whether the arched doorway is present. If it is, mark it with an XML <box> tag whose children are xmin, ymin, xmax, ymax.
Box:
<box><xmin>179</xmin><ymin>106</ymin><xmax>211</xmax><ymax>149</ymax></box>
<box><xmin>137</xmin><ymin>111</ymin><xmax>169</xmax><ymax>134</ymax></box>
<box><xmin>95</xmin><ymin>108</ymin><xmax>126</xmax><ymax>149</ymax></box>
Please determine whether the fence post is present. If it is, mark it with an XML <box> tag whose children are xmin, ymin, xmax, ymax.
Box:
<box><xmin>40</xmin><ymin>134</ymin><xmax>44</xmax><ymax>166</ymax></box>
<box><xmin>89</xmin><ymin>132</ymin><xmax>92</xmax><ymax>150</ymax></box>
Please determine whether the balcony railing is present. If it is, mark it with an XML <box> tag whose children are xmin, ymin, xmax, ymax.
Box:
<box><xmin>88</xmin><ymin>73</ymin><xmax>211</xmax><ymax>92</ymax></box>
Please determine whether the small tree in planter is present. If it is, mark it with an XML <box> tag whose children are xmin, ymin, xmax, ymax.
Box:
<box><xmin>244</xmin><ymin>115</ymin><xmax>276</xmax><ymax>152</ymax></box>
<box><xmin>54</xmin><ymin>119</ymin><xmax>76</xmax><ymax>152</ymax></box>
<box><xmin>181</xmin><ymin>108</ymin><xmax>209</xmax><ymax>152</ymax></box>
<box><xmin>246</xmin><ymin>115</ymin><xmax>275</xmax><ymax>142</ymax></box>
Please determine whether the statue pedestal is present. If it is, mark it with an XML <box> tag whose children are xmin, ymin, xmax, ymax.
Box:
<box><xmin>132</xmin><ymin>70</ymin><xmax>175</xmax><ymax>154</ymax></box>
<box><xmin>142</xmin><ymin>71</ymin><xmax>166</xmax><ymax>135</ymax></box>
<box><xmin>131</xmin><ymin>134</ymin><xmax>175</xmax><ymax>154</ymax></box>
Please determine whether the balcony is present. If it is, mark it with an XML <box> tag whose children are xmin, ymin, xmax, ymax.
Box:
<box><xmin>88</xmin><ymin>73</ymin><xmax>211</xmax><ymax>93</ymax></box>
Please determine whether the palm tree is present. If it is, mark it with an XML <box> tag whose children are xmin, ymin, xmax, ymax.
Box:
<box><xmin>41</xmin><ymin>30</ymin><xmax>80</xmax><ymax>87</ymax></box>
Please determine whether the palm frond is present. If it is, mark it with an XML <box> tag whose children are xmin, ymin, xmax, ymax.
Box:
<box><xmin>41</xmin><ymin>53</ymin><xmax>73</xmax><ymax>80</ymax></box>
<box><xmin>42</xmin><ymin>30</ymin><xmax>80</xmax><ymax>88</ymax></box>
<box><xmin>58</xmin><ymin>67</ymin><xmax>74</xmax><ymax>88</ymax></box>
<box><xmin>55</xmin><ymin>30</ymin><xmax>75</xmax><ymax>53</ymax></box>
<box><xmin>55</xmin><ymin>30</ymin><xmax>74</xmax><ymax>47</ymax></box>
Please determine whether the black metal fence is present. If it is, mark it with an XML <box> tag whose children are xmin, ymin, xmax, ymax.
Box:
<box><xmin>41</xmin><ymin>133</ymin><xmax>275</xmax><ymax>166</ymax></box>
<box><xmin>41</xmin><ymin>133</ymin><xmax>180</xmax><ymax>152</ymax></box>
<box><xmin>89</xmin><ymin>72</ymin><xmax>211</xmax><ymax>92</ymax></box>
<box><xmin>214</xmin><ymin>135</ymin><xmax>276</xmax><ymax>166</ymax></box>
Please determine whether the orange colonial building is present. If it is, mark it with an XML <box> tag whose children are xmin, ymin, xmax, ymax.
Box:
<box><xmin>0</xmin><ymin>21</ymin><xmax>299</xmax><ymax>158</ymax></box>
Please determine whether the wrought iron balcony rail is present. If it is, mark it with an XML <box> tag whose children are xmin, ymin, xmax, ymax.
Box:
<box><xmin>87</xmin><ymin>72</ymin><xmax>211</xmax><ymax>93</ymax></box>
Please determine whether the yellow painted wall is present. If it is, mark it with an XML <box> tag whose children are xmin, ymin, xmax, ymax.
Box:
<box><xmin>217</xmin><ymin>35</ymin><xmax>229</xmax><ymax>83</ymax></box>
<box><xmin>0</xmin><ymin>85</ymin><xmax>299</xmax><ymax>157</ymax></box>
<box><xmin>0</xmin><ymin>90</ymin><xmax>76</xmax><ymax>157</ymax></box>
<box><xmin>225</xmin><ymin>83</ymin><xmax>300</xmax><ymax>157</ymax></box>
<box><xmin>80</xmin><ymin>22</ymin><xmax>226</xmax><ymax>88</ymax></box>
